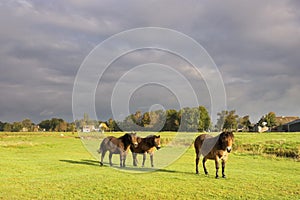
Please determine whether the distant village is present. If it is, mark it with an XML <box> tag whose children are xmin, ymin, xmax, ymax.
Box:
<box><xmin>1</xmin><ymin>109</ymin><xmax>300</xmax><ymax>133</ymax></box>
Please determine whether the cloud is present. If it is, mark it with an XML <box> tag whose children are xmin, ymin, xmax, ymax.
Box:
<box><xmin>0</xmin><ymin>0</ymin><xmax>299</xmax><ymax>124</ymax></box>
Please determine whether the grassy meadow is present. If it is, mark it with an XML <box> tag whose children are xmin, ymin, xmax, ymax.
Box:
<box><xmin>0</xmin><ymin>131</ymin><xmax>299</xmax><ymax>199</ymax></box>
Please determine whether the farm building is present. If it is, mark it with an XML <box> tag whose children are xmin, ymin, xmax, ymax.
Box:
<box><xmin>273</xmin><ymin>116</ymin><xmax>300</xmax><ymax>132</ymax></box>
<box><xmin>275</xmin><ymin>116</ymin><xmax>299</xmax><ymax>126</ymax></box>
<box><xmin>279</xmin><ymin>119</ymin><xmax>300</xmax><ymax>132</ymax></box>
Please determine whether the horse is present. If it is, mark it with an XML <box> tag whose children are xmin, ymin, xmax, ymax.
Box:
<box><xmin>130</xmin><ymin>135</ymin><xmax>161</xmax><ymax>167</ymax></box>
<box><xmin>97</xmin><ymin>132</ymin><xmax>138</xmax><ymax>167</ymax></box>
<box><xmin>194</xmin><ymin>131</ymin><xmax>234</xmax><ymax>178</ymax></box>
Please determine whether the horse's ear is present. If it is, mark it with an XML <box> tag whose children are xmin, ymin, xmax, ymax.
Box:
<box><xmin>157</xmin><ymin>135</ymin><xmax>160</xmax><ymax>138</ymax></box>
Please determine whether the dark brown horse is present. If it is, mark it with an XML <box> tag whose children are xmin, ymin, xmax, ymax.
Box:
<box><xmin>130</xmin><ymin>135</ymin><xmax>161</xmax><ymax>167</ymax></box>
<box><xmin>97</xmin><ymin>133</ymin><xmax>138</xmax><ymax>167</ymax></box>
<box><xmin>194</xmin><ymin>131</ymin><xmax>234</xmax><ymax>178</ymax></box>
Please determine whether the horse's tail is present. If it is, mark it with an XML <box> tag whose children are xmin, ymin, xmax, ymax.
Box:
<box><xmin>194</xmin><ymin>136</ymin><xmax>201</xmax><ymax>152</ymax></box>
<box><xmin>98</xmin><ymin>137</ymin><xmax>110</xmax><ymax>154</ymax></box>
<box><xmin>97</xmin><ymin>139</ymin><xmax>105</xmax><ymax>154</ymax></box>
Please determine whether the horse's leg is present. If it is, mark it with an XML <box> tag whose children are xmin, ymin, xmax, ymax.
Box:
<box><xmin>202</xmin><ymin>157</ymin><xmax>208</xmax><ymax>175</ymax></box>
<box><xmin>100</xmin><ymin>150</ymin><xmax>107</xmax><ymax>166</ymax></box>
<box><xmin>109</xmin><ymin>152</ymin><xmax>113</xmax><ymax>166</ymax></box>
<box><xmin>150</xmin><ymin>152</ymin><xmax>154</xmax><ymax>167</ymax></box>
<box><xmin>123</xmin><ymin>153</ymin><xmax>127</xmax><ymax>168</ymax></box>
<box><xmin>119</xmin><ymin>153</ymin><xmax>123</xmax><ymax>167</ymax></box>
<box><xmin>195</xmin><ymin>149</ymin><xmax>200</xmax><ymax>174</ymax></box>
<box><xmin>132</xmin><ymin>153</ymin><xmax>138</xmax><ymax>166</ymax></box>
<box><xmin>215</xmin><ymin>158</ymin><xmax>220</xmax><ymax>179</ymax></box>
<box><xmin>142</xmin><ymin>153</ymin><xmax>146</xmax><ymax>167</ymax></box>
<box><xmin>222</xmin><ymin>160</ymin><xmax>226</xmax><ymax>178</ymax></box>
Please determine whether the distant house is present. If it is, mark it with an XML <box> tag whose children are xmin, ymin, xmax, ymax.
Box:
<box><xmin>21</xmin><ymin>127</ymin><xmax>29</xmax><ymax>132</ymax></box>
<box><xmin>99</xmin><ymin>123</ymin><xmax>109</xmax><ymax>133</ymax></box>
<box><xmin>82</xmin><ymin>125</ymin><xmax>96</xmax><ymax>133</ymax></box>
<box><xmin>33</xmin><ymin>125</ymin><xmax>39</xmax><ymax>132</ymax></box>
<box><xmin>21</xmin><ymin>125</ymin><xmax>39</xmax><ymax>132</ymax></box>
<box><xmin>251</xmin><ymin>123</ymin><xmax>269</xmax><ymax>133</ymax></box>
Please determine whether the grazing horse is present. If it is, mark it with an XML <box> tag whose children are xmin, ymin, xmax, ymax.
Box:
<box><xmin>97</xmin><ymin>133</ymin><xmax>138</xmax><ymax>167</ymax></box>
<box><xmin>130</xmin><ymin>135</ymin><xmax>161</xmax><ymax>167</ymax></box>
<box><xmin>194</xmin><ymin>131</ymin><xmax>234</xmax><ymax>178</ymax></box>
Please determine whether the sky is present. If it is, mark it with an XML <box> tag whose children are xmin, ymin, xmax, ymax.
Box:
<box><xmin>0</xmin><ymin>0</ymin><xmax>300</xmax><ymax>124</ymax></box>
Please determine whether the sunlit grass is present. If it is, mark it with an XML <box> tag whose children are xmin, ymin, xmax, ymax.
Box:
<box><xmin>0</xmin><ymin>132</ymin><xmax>299</xmax><ymax>199</ymax></box>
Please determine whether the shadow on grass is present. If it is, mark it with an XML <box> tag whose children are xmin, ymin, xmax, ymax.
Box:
<box><xmin>59</xmin><ymin>159</ymin><xmax>101</xmax><ymax>167</ymax></box>
<box><xmin>59</xmin><ymin>159</ymin><xmax>195</xmax><ymax>175</ymax></box>
<box><xmin>106</xmin><ymin>166</ymin><xmax>195</xmax><ymax>175</ymax></box>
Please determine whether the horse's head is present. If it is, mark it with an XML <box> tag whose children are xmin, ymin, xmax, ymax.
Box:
<box><xmin>129</xmin><ymin>132</ymin><xmax>139</xmax><ymax>148</ymax></box>
<box><xmin>220</xmin><ymin>131</ymin><xmax>234</xmax><ymax>153</ymax></box>
<box><xmin>154</xmin><ymin>135</ymin><xmax>161</xmax><ymax>150</ymax></box>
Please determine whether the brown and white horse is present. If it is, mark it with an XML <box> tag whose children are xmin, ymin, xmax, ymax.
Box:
<box><xmin>97</xmin><ymin>133</ymin><xmax>138</xmax><ymax>167</ymax></box>
<box><xmin>194</xmin><ymin>131</ymin><xmax>234</xmax><ymax>178</ymax></box>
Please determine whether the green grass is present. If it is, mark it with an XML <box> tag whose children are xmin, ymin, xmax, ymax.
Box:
<box><xmin>0</xmin><ymin>132</ymin><xmax>299</xmax><ymax>199</ymax></box>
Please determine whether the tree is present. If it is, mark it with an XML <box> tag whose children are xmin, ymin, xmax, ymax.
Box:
<box><xmin>3</xmin><ymin>123</ymin><xmax>12</xmax><ymax>132</ymax></box>
<box><xmin>238</xmin><ymin>115</ymin><xmax>251</xmax><ymax>131</ymax></box>
<box><xmin>22</xmin><ymin>118</ymin><xmax>33</xmax><ymax>131</ymax></box>
<box><xmin>83</xmin><ymin>113</ymin><xmax>89</xmax><ymax>125</ymax></box>
<box><xmin>163</xmin><ymin>109</ymin><xmax>179</xmax><ymax>131</ymax></box>
<box><xmin>148</xmin><ymin>110</ymin><xmax>166</xmax><ymax>131</ymax></box>
<box><xmin>58</xmin><ymin>121</ymin><xmax>67</xmax><ymax>132</ymax></box>
<box><xmin>39</xmin><ymin>120</ymin><xmax>51</xmax><ymax>131</ymax></box>
<box><xmin>67</xmin><ymin>122</ymin><xmax>75</xmax><ymax>132</ymax></box>
<box><xmin>0</xmin><ymin>121</ymin><xmax>4</xmax><ymax>131</ymax></box>
<box><xmin>178</xmin><ymin>107</ymin><xmax>199</xmax><ymax>132</ymax></box>
<box><xmin>223</xmin><ymin>110</ymin><xmax>239</xmax><ymax>131</ymax></box>
<box><xmin>107</xmin><ymin>118</ymin><xmax>115</xmax><ymax>131</ymax></box>
<box><xmin>12</xmin><ymin>122</ymin><xmax>22</xmax><ymax>132</ymax></box>
<box><xmin>132</xmin><ymin>111</ymin><xmax>142</xmax><ymax>127</ymax></box>
<box><xmin>215</xmin><ymin>110</ymin><xmax>228</xmax><ymax>131</ymax></box>
<box><xmin>39</xmin><ymin>118</ymin><xmax>66</xmax><ymax>132</ymax></box>
<box><xmin>141</xmin><ymin>112</ymin><xmax>151</xmax><ymax>128</ymax></box>
<box><xmin>198</xmin><ymin>106</ymin><xmax>211</xmax><ymax>132</ymax></box>
<box><xmin>258</xmin><ymin>112</ymin><xmax>277</xmax><ymax>128</ymax></box>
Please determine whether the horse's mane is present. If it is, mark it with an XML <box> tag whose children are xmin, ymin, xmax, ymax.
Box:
<box><xmin>145</xmin><ymin>135</ymin><xmax>155</xmax><ymax>138</ymax></box>
<box><xmin>119</xmin><ymin>133</ymin><xmax>134</xmax><ymax>149</ymax></box>
<box><xmin>142</xmin><ymin>135</ymin><xmax>155</xmax><ymax>146</ymax></box>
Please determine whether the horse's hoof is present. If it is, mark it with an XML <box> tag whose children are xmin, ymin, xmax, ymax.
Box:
<box><xmin>222</xmin><ymin>175</ymin><xmax>226</xmax><ymax>178</ymax></box>
<box><xmin>215</xmin><ymin>176</ymin><xmax>219</xmax><ymax>179</ymax></box>
<box><xmin>100</xmin><ymin>162</ymin><xmax>103</xmax><ymax>166</ymax></box>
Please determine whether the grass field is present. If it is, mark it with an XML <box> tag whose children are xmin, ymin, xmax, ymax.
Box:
<box><xmin>0</xmin><ymin>132</ymin><xmax>299</xmax><ymax>199</ymax></box>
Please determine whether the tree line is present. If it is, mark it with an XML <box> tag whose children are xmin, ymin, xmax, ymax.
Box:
<box><xmin>0</xmin><ymin>108</ymin><xmax>278</xmax><ymax>132</ymax></box>
<box><xmin>0</xmin><ymin>118</ymin><xmax>75</xmax><ymax>132</ymax></box>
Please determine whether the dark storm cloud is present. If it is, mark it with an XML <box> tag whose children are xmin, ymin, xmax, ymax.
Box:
<box><xmin>0</xmin><ymin>0</ymin><xmax>299</xmax><ymax>123</ymax></box>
